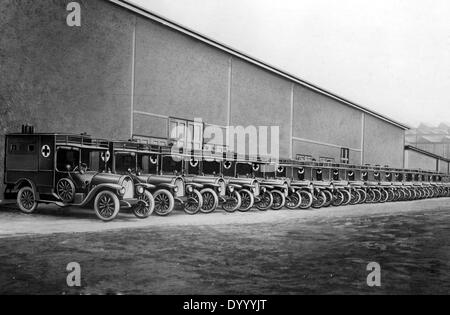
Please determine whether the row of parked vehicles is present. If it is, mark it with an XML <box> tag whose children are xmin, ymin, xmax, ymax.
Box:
<box><xmin>3</xmin><ymin>132</ymin><xmax>450</xmax><ymax>221</ymax></box>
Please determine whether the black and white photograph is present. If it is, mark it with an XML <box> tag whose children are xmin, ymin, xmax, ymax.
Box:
<box><xmin>0</xmin><ymin>0</ymin><xmax>449</xmax><ymax>299</ymax></box>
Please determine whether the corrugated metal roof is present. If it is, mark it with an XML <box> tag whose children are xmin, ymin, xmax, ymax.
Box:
<box><xmin>108</xmin><ymin>0</ymin><xmax>409</xmax><ymax>130</ymax></box>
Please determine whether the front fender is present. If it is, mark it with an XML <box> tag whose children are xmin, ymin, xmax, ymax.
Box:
<box><xmin>186</xmin><ymin>183</ymin><xmax>203</xmax><ymax>190</ymax></box>
<box><xmin>228</xmin><ymin>184</ymin><xmax>243</xmax><ymax>190</ymax></box>
<box><xmin>78</xmin><ymin>183</ymin><xmax>123</xmax><ymax>207</ymax></box>
<box><xmin>158</xmin><ymin>183</ymin><xmax>177</xmax><ymax>190</ymax></box>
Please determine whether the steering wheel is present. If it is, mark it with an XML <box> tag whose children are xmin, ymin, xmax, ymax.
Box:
<box><xmin>74</xmin><ymin>163</ymin><xmax>88</xmax><ymax>174</ymax></box>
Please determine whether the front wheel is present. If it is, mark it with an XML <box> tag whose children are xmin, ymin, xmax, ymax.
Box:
<box><xmin>285</xmin><ymin>191</ymin><xmax>302</xmax><ymax>209</ymax></box>
<box><xmin>17</xmin><ymin>186</ymin><xmax>38</xmax><ymax>214</ymax></box>
<box><xmin>133</xmin><ymin>191</ymin><xmax>155</xmax><ymax>219</ymax></box>
<box><xmin>222</xmin><ymin>191</ymin><xmax>242</xmax><ymax>213</ymax></box>
<box><xmin>299</xmin><ymin>191</ymin><xmax>313</xmax><ymax>209</ymax></box>
<box><xmin>312</xmin><ymin>191</ymin><xmax>326</xmax><ymax>209</ymax></box>
<box><xmin>200</xmin><ymin>188</ymin><xmax>219</xmax><ymax>214</ymax></box>
<box><xmin>271</xmin><ymin>190</ymin><xmax>286</xmax><ymax>210</ymax></box>
<box><xmin>154</xmin><ymin>189</ymin><xmax>175</xmax><ymax>216</ymax></box>
<box><xmin>255</xmin><ymin>191</ymin><xmax>273</xmax><ymax>211</ymax></box>
<box><xmin>331</xmin><ymin>190</ymin><xmax>344</xmax><ymax>207</ymax></box>
<box><xmin>94</xmin><ymin>191</ymin><xmax>120</xmax><ymax>222</ymax></box>
<box><xmin>184</xmin><ymin>190</ymin><xmax>203</xmax><ymax>215</ymax></box>
<box><xmin>238</xmin><ymin>189</ymin><xmax>255</xmax><ymax>212</ymax></box>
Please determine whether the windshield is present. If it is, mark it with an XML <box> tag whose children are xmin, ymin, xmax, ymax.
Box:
<box><xmin>114</xmin><ymin>152</ymin><xmax>136</xmax><ymax>174</ymax></box>
<box><xmin>137</xmin><ymin>153</ymin><xmax>159</xmax><ymax>175</ymax></box>
<box><xmin>202</xmin><ymin>161</ymin><xmax>221</xmax><ymax>176</ymax></box>
<box><xmin>236</xmin><ymin>163</ymin><xmax>252</xmax><ymax>177</ymax></box>
<box><xmin>162</xmin><ymin>155</ymin><xmax>183</xmax><ymax>174</ymax></box>
<box><xmin>57</xmin><ymin>147</ymin><xmax>106</xmax><ymax>172</ymax></box>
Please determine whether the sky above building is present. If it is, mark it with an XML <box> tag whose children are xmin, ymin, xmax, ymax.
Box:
<box><xmin>129</xmin><ymin>0</ymin><xmax>450</xmax><ymax>127</ymax></box>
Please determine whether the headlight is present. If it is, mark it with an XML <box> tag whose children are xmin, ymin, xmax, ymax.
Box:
<box><xmin>186</xmin><ymin>186</ymin><xmax>193</xmax><ymax>193</ymax></box>
<box><xmin>228</xmin><ymin>186</ymin><xmax>235</xmax><ymax>193</ymax></box>
<box><xmin>261</xmin><ymin>187</ymin><xmax>267</xmax><ymax>193</ymax></box>
<box><xmin>218</xmin><ymin>186</ymin><xmax>223</xmax><ymax>193</ymax></box>
<box><xmin>174</xmin><ymin>186</ymin><xmax>179</xmax><ymax>193</ymax></box>
<box><xmin>118</xmin><ymin>187</ymin><xmax>126</xmax><ymax>196</ymax></box>
<box><xmin>136</xmin><ymin>186</ymin><xmax>144</xmax><ymax>195</ymax></box>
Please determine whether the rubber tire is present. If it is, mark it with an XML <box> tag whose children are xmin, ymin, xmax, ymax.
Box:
<box><xmin>94</xmin><ymin>191</ymin><xmax>120</xmax><ymax>222</ymax></box>
<box><xmin>299</xmin><ymin>191</ymin><xmax>313</xmax><ymax>209</ymax></box>
<box><xmin>17</xmin><ymin>186</ymin><xmax>38</xmax><ymax>214</ymax></box>
<box><xmin>271</xmin><ymin>190</ymin><xmax>286</xmax><ymax>210</ymax></box>
<box><xmin>184</xmin><ymin>189</ymin><xmax>203</xmax><ymax>215</ymax></box>
<box><xmin>349</xmin><ymin>189</ymin><xmax>361</xmax><ymax>205</ymax></box>
<box><xmin>285</xmin><ymin>191</ymin><xmax>302</xmax><ymax>209</ymax></box>
<box><xmin>255</xmin><ymin>191</ymin><xmax>273</xmax><ymax>211</ymax></box>
<box><xmin>154</xmin><ymin>189</ymin><xmax>175</xmax><ymax>216</ymax></box>
<box><xmin>200</xmin><ymin>188</ymin><xmax>219</xmax><ymax>214</ymax></box>
<box><xmin>341</xmin><ymin>189</ymin><xmax>352</xmax><ymax>206</ymax></box>
<box><xmin>331</xmin><ymin>190</ymin><xmax>344</xmax><ymax>207</ymax></box>
<box><xmin>312</xmin><ymin>191</ymin><xmax>326</xmax><ymax>209</ymax></box>
<box><xmin>238</xmin><ymin>189</ymin><xmax>255</xmax><ymax>212</ymax></box>
<box><xmin>56</xmin><ymin>178</ymin><xmax>75</xmax><ymax>203</ymax></box>
<box><xmin>322</xmin><ymin>190</ymin><xmax>333</xmax><ymax>207</ymax></box>
<box><xmin>222</xmin><ymin>190</ymin><xmax>242</xmax><ymax>213</ymax></box>
<box><xmin>133</xmin><ymin>190</ymin><xmax>155</xmax><ymax>219</ymax></box>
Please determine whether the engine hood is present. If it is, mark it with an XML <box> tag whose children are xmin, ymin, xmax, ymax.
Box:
<box><xmin>142</xmin><ymin>174</ymin><xmax>179</xmax><ymax>185</ymax></box>
<box><xmin>227</xmin><ymin>178</ymin><xmax>257</xmax><ymax>186</ymax></box>
<box><xmin>91</xmin><ymin>172</ymin><xmax>125</xmax><ymax>186</ymax></box>
<box><xmin>185</xmin><ymin>176</ymin><xmax>221</xmax><ymax>185</ymax></box>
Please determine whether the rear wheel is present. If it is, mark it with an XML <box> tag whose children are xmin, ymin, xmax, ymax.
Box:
<box><xmin>299</xmin><ymin>191</ymin><xmax>313</xmax><ymax>209</ymax></box>
<box><xmin>255</xmin><ymin>191</ymin><xmax>273</xmax><ymax>211</ymax></box>
<box><xmin>271</xmin><ymin>190</ymin><xmax>286</xmax><ymax>210</ymax></box>
<box><xmin>285</xmin><ymin>191</ymin><xmax>302</xmax><ymax>209</ymax></box>
<box><xmin>154</xmin><ymin>189</ymin><xmax>175</xmax><ymax>216</ymax></box>
<box><xmin>222</xmin><ymin>191</ymin><xmax>241</xmax><ymax>213</ymax></box>
<box><xmin>133</xmin><ymin>191</ymin><xmax>155</xmax><ymax>219</ymax></box>
<box><xmin>200</xmin><ymin>188</ymin><xmax>219</xmax><ymax>214</ymax></box>
<box><xmin>357</xmin><ymin>189</ymin><xmax>367</xmax><ymax>203</ymax></box>
<box><xmin>94</xmin><ymin>191</ymin><xmax>120</xmax><ymax>222</ymax></box>
<box><xmin>17</xmin><ymin>186</ymin><xmax>38</xmax><ymax>214</ymax></box>
<box><xmin>238</xmin><ymin>189</ymin><xmax>254</xmax><ymax>212</ymax></box>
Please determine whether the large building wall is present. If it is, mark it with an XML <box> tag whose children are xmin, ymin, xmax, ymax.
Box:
<box><xmin>230</xmin><ymin>59</ymin><xmax>292</xmax><ymax>158</ymax></box>
<box><xmin>404</xmin><ymin>150</ymin><xmax>438</xmax><ymax>172</ymax></box>
<box><xmin>293</xmin><ymin>85</ymin><xmax>363</xmax><ymax>163</ymax></box>
<box><xmin>0</xmin><ymin>0</ymin><xmax>134</xmax><ymax>200</ymax></box>
<box><xmin>364</xmin><ymin>115</ymin><xmax>404</xmax><ymax>168</ymax></box>
<box><xmin>0</xmin><ymin>0</ymin><xmax>406</xmax><ymax>200</ymax></box>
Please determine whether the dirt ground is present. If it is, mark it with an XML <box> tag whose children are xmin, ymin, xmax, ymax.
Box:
<box><xmin>0</xmin><ymin>199</ymin><xmax>449</xmax><ymax>295</ymax></box>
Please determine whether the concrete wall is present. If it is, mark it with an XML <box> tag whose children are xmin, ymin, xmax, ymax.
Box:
<box><xmin>293</xmin><ymin>85</ymin><xmax>363</xmax><ymax>163</ymax></box>
<box><xmin>0</xmin><ymin>0</ymin><xmax>134</xmax><ymax>200</ymax></box>
<box><xmin>364</xmin><ymin>115</ymin><xmax>404</xmax><ymax>168</ymax></box>
<box><xmin>404</xmin><ymin>149</ymin><xmax>437</xmax><ymax>172</ymax></box>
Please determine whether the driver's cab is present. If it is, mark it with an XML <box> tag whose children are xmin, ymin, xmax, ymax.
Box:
<box><xmin>55</xmin><ymin>139</ymin><xmax>109</xmax><ymax>190</ymax></box>
<box><xmin>160</xmin><ymin>146</ymin><xmax>184</xmax><ymax>176</ymax></box>
<box><xmin>110</xmin><ymin>141</ymin><xmax>160</xmax><ymax>176</ymax></box>
<box><xmin>199</xmin><ymin>151</ymin><xmax>223</xmax><ymax>177</ymax></box>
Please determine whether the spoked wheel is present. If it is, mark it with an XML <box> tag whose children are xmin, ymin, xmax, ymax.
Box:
<box><xmin>322</xmin><ymin>190</ymin><xmax>333</xmax><ymax>207</ymax></box>
<box><xmin>331</xmin><ymin>190</ymin><xmax>344</xmax><ymax>207</ymax></box>
<box><xmin>299</xmin><ymin>191</ymin><xmax>313</xmax><ymax>209</ymax></box>
<box><xmin>184</xmin><ymin>190</ymin><xmax>203</xmax><ymax>215</ymax></box>
<box><xmin>285</xmin><ymin>191</ymin><xmax>302</xmax><ymax>209</ymax></box>
<box><xmin>312</xmin><ymin>191</ymin><xmax>326</xmax><ymax>209</ymax></box>
<box><xmin>349</xmin><ymin>189</ymin><xmax>360</xmax><ymax>205</ymax></box>
<box><xmin>366</xmin><ymin>189</ymin><xmax>375</xmax><ymax>203</ymax></box>
<box><xmin>17</xmin><ymin>187</ymin><xmax>38</xmax><ymax>214</ymax></box>
<box><xmin>255</xmin><ymin>191</ymin><xmax>273</xmax><ymax>211</ymax></box>
<box><xmin>357</xmin><ymin>189</ymin><xmax>367</xmax><ymax>203</ymax></box>
<box><xmin>56</xmin><ymin>178</ymin><xmax>75</xmax><ymax>203</ymax></box>
<box><xmin>238</xmin><ymin>189</ymin><xmax>254</xmax><ymax>212</ymax></box>
<box><xmin>271</xmin><ymin>190</ymin><xmax>286</xmax><ymax>210</ymax></box>
<box><xmin>200</xmin><ymin>188</ymin><xmax>219</xmax><ymax>214</ymax></box>
<box><xmin>386</xmin><ymin>189</ymin><xmax>395</xmax><ymax>202</ymax></box>
<box><xmin>222</xmin><ymin>191</ymin><xmax>242</xmax><ymax>213</ymax></box>
<box><xmin>133</xmin><ymin>191</ymin><xmax>155</xmax><ymax>219</ymax></box>
<box><xmin>154</xmin><ymin>189</ymin><xmax>175</xmax><ymax>216</ymax></box>
<box><xmin>340</xmin><ymin>189</ymin><xmax>352</xmax><ymax>206</ymax></box>
<box><xmin>372</xmin><ymin>189</ymin><xmax>382</xmax><ymax>203</ymax></box>
<box><xmin>94</xmin><ymin>191</ymin><xmax>120</xmax><ymax>222</ymax></box>
<box><xmin>379</xmin><ymin>189</ymin><xmax>389</xmax><ymax>203</ymax></box>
